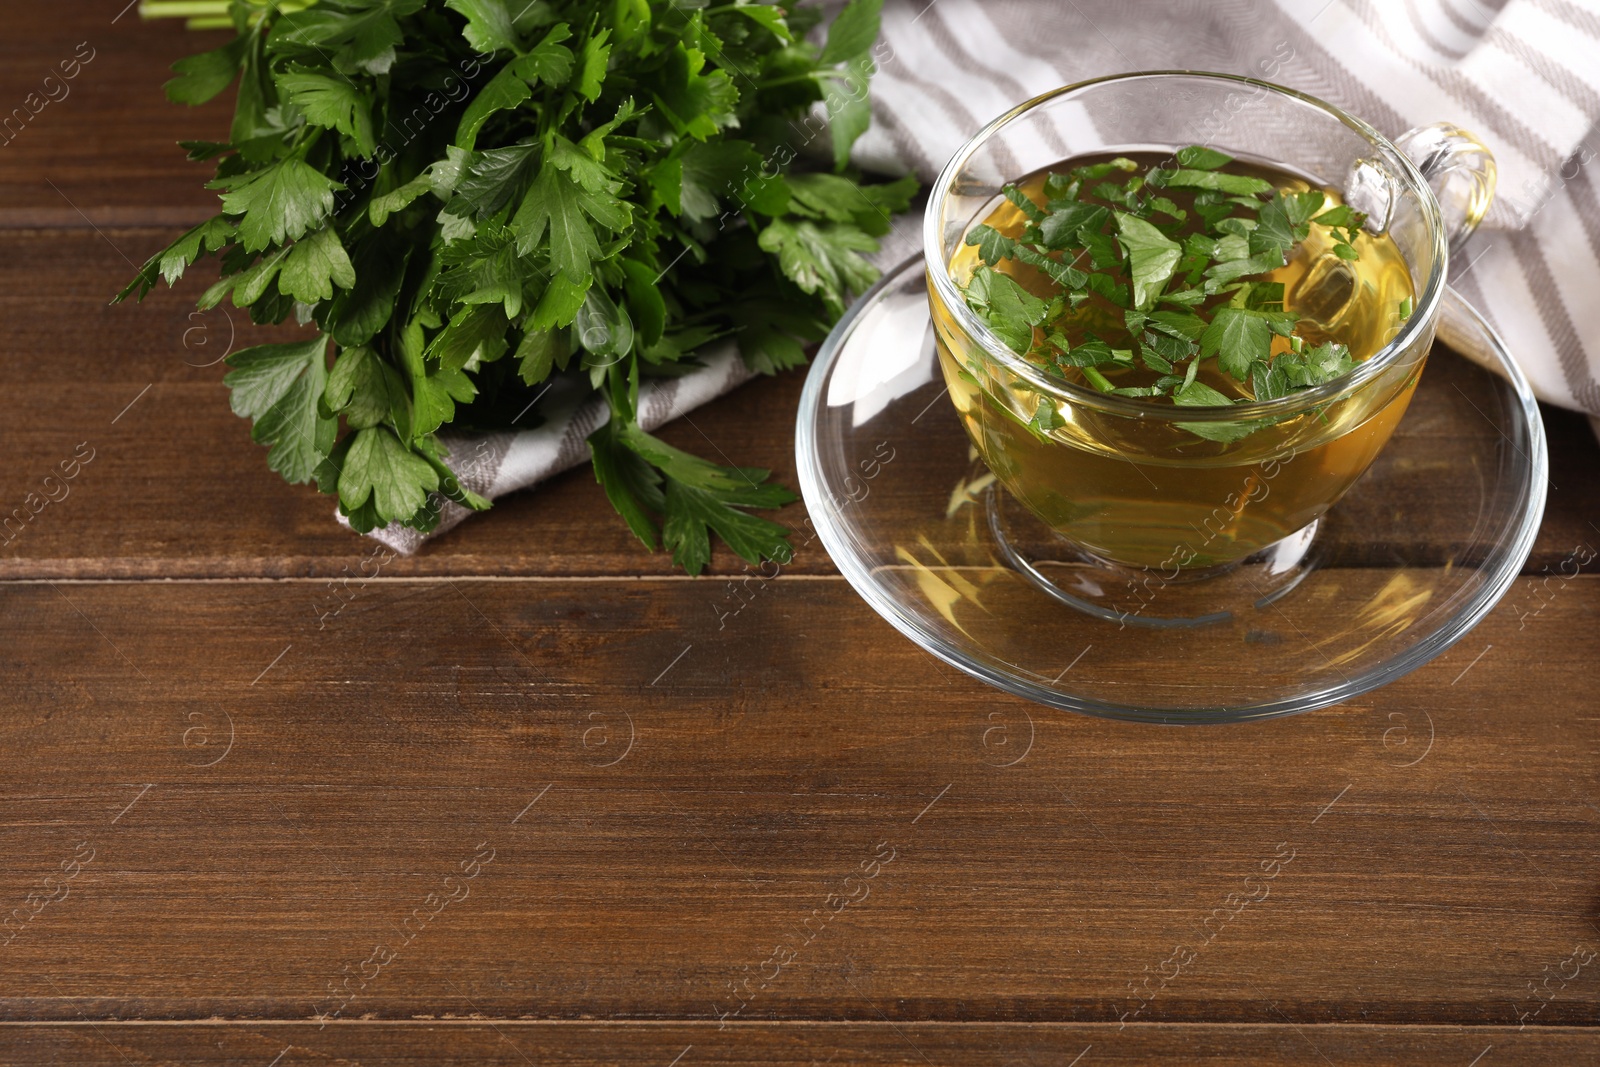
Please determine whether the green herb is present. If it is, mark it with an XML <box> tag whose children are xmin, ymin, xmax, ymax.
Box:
<box><xmin>1114</xmin><ymin>212</ymin><xmax>1181</xmax><ymax>311</ymax></box>
<box><xmin>119</xmin><ymin>0</ymin><xmax>915</xmax><ymax>573</ymax></box>
<box><xmin>957</xmin><ymin>148</ymin><xmax>1369</xmax><ymax>437</ymax></box>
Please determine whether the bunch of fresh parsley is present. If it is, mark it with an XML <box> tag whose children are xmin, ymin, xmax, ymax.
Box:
<box><xmin>959</xmin><ymin>146</ymin><xmax>1384</xmax><ymax>441</ymax></box>
<box><xmin>118</xmin><ymin>0</ymin><xmax>914</xmax><ymax>571</ymax></box>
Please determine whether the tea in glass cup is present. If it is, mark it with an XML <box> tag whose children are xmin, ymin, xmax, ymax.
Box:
<box><xmin>924</xmin><ymin>73</ymin><xmax>1494</xmax><ymax>619</ymax></box>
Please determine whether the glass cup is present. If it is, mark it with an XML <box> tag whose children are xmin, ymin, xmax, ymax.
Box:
<box><xmin>923</xmin><ymin>72</ymin><xmax>1495</xmax><ymax>619</ymax></box>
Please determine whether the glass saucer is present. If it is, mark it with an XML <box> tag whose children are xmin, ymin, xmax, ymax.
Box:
<box><xmin>794</xmin><ymin>256</ymin><xmax>1548</xmax><ymax>724</ymax></box>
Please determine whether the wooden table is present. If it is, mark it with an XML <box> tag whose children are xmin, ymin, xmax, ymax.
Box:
<box><xmin>3</xmin><ymin>7</ymin><xmax>1598</xmax><ymax>1064</ymax></box>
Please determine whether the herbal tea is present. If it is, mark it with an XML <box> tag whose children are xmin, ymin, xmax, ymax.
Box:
<box><xmin>931</xmin><ymin>147</ymin><xmax>1422</xmax><ymax>570</ymax></box>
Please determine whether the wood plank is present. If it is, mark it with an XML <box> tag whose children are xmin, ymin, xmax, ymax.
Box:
<box><xmin>0</xmin><ymin>8</ymin><xmax>231</xmax><ymax>228</ymax></box>
<box><xmin>0</xmin><ymin>576</ymin><xmax>1594</xmax><ymax>1024</ymax></box>
<box><xmin>2</xmin><ymin>231</ymin><xmax>1596</xmax><ymax>580</ymax></box>
<box><xmin>0</xmin><ymin>1022</ymin><xmax>1590</xmax><ymax>1065</ymax></box>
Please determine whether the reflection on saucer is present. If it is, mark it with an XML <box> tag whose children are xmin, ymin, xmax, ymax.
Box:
<box><xmin>824</xmin><ymin>271</ymin><xmax>937</xmax><ymax>428</ymax></box>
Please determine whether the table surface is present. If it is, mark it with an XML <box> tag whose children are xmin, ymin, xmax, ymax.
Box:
<box><xmin>3</xmin><ymin>7</ymin><xmax>1599</xmax><ymax>1065</ymax></box>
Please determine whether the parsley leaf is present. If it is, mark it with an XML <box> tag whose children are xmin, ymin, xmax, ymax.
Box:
<box><xmin>116</xmin><ymin>216</ymin><xmax>235</xmax><ymax>300</ymax></box>
<box><xmin>270</xmin><ymin>1</ymin><xmax>422</xmax><ymax>76</ymax></box>
<box><xmin>663</xmin><ymin>480</ymin><xmax>792</xmax><ymax>575</ymax></box>
<box><xmin>1277</xmin><ymin>340</ymin><xmax>1357</xmax><ymax>387</ymax></box>
<box><xmin>820</xmin><ymin>0</ymin><xmax>884</xmax><ymax>63</ymax></box>
<box><xmin>1158</xmin><ymin>168</ymin><xmax>1274</xmax><ymax>197</ymax></box>
<box><xmin>339</xmin><ymin>425</ymin><xmax>440</xmax><ymax>522</ymax></box>
<box><xmin>965</xmin><ymin>223</ymin><xmax>1016</xmax><ymax>266</ymax></box>
<box><xmin>325</xmin><ymin>345</ymin><xmax>405</xmax><ymax>430</ymax></box>
<box><xmin>165</xmin><ymin>38</ymin><xmax>244</xmax><ymax>106</ymax></box>
<box><xmin>588</xmin><ymin>418</ymin><xmax>666</xmax><ymax>551</ymax></box>
<box><xmin>449</xmin><ymin>143</ymin><xmax>540</xmax><ymax>220</ymax></box>
<box><xmin>1115</xmin><ymin>211</ymin><xmax>1182</xmax><ymax>310</ymax></box>
<box><xmin>1039</xmin><ymin>202</ymin><xmax>1108</xmax><ymax>249</ymax></box>
<box><xmin>1174</xmin><ymin>145</ymin><xmax>1231</xmax><ymax>170</ymax></box>
<box><xmin>963</xmin><ymin>265</ymin><xmax>1050</xmax><ymax>353</ymax></box>
<box><xmin>222</xmin><ymin>336</ymin><xmax>336</xmax><ymax>485</ymax></box>
<box><xmin>278</xmin><ymin>68</ymin><xmax>376</xmax><ymax>156</ymax></box>
<box><xmin>512</xmin><ymin>159</ymin><xmax>630</xmax><ymax>280</ymax></box>
<box><xmin>758</xmin><ymin>218</ymin><xmax>879</xmax><ymax>318</ymax></box>
<box><xmin>453</xmin><ymin>66</ymin><xmax>531</xmax><ymax>152</ymax></box>
<box><xmin>444</xmin><ymin>0</ymin><xmax>522</xmax><ymax>54</ymax></box>
<box><xmin>216</xmin><ymin>159</ymin><xmax>344</xmax><ymax>253</ymax></box>
<box><xmin>614</xmin><ymin>423</ymin><xmax>796</xmax><ymax>573</ymax></box>
<box><xmin>1200</xmin><ymin>307</ymin><xmax>1274</xmax><ymax>380</ymax></box>
<box><xmin>1173</xmin><ymin>379</ymin><xmax>1259</xmax><ymax>442</ymax></box>
<box><xmin>278</xmin><ymin>225</ymin><xmax>356</xmax><ymax>304</ymax></box>
<box><xmin>1030</xmin><ymin>395</ymin><xmax>1067</xmax><ymax>434</ymax></box>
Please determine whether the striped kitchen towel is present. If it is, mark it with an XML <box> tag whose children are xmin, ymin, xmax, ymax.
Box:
<box><xmin>357</xmin><ymin>0</ymin><xmax>1600</xmax><ymax>552</ymax></box>
<box><xmin>341</xmin><ymin>343</ymin><xmax>759</xmax><ymax>554</ymax></box>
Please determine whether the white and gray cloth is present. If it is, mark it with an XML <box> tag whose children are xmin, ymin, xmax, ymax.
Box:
<box><xmin>356</xmin><ymin>0</ymin><xmax>1600</xmax><ymax>553</ymax></box>
<box><xmin>345</xmin><ymin>345</ymin><xmax>756</xmax><ymax>553</ymax></box>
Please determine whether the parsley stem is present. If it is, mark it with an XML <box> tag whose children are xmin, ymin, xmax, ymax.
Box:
<box><xmin>1082</xmin><ymin>366</ymin><xmax>1115</xmax><ymax>393</ymax></box>
<box><xmin>756</xmin><ymin>73</ymin><xmax>824</xmax><ymax>89</ymax></box>
<box><xmin>139</xmin><ymin>1</ymin><xmax>228</xmax><ymax>15</ymax></box>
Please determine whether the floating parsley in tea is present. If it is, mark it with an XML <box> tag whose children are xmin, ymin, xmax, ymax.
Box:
<box><xmin>952</xmin><ymin>147</ymin><xmax>1415</xmax><ymax>432</ymax></box>
<box><xmin>933</xmin><ymin>147</ymin><xmax>1423</xmax><ymax>569</ymax></box>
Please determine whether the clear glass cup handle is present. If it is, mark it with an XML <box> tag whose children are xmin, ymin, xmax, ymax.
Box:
<box><xmin>1393</xmin><ymin>123</ymin><xmax>1497</xmax><ymax>252</ymax></box>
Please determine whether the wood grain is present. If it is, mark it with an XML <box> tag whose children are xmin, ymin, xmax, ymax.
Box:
<box><xmin>0</xmin><ymin>577</ymin><xmax>1594</xmax><ymax>1027</ymax></box>
<box><xmin>0</xmin><ymin>1023</ymin><xmax>1590</xmax><ymax>1065</ymax></box>
<box><xmin>0</xmin><ymin>10</ymin><xmax>229</xmax><ymax>228</ymax></box>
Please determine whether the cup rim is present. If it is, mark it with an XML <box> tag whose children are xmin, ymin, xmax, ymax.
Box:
<box><xmin>922</xmin><ymin>70</ymin><xmax>1448</xmax><ymax>422</ymax></box>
